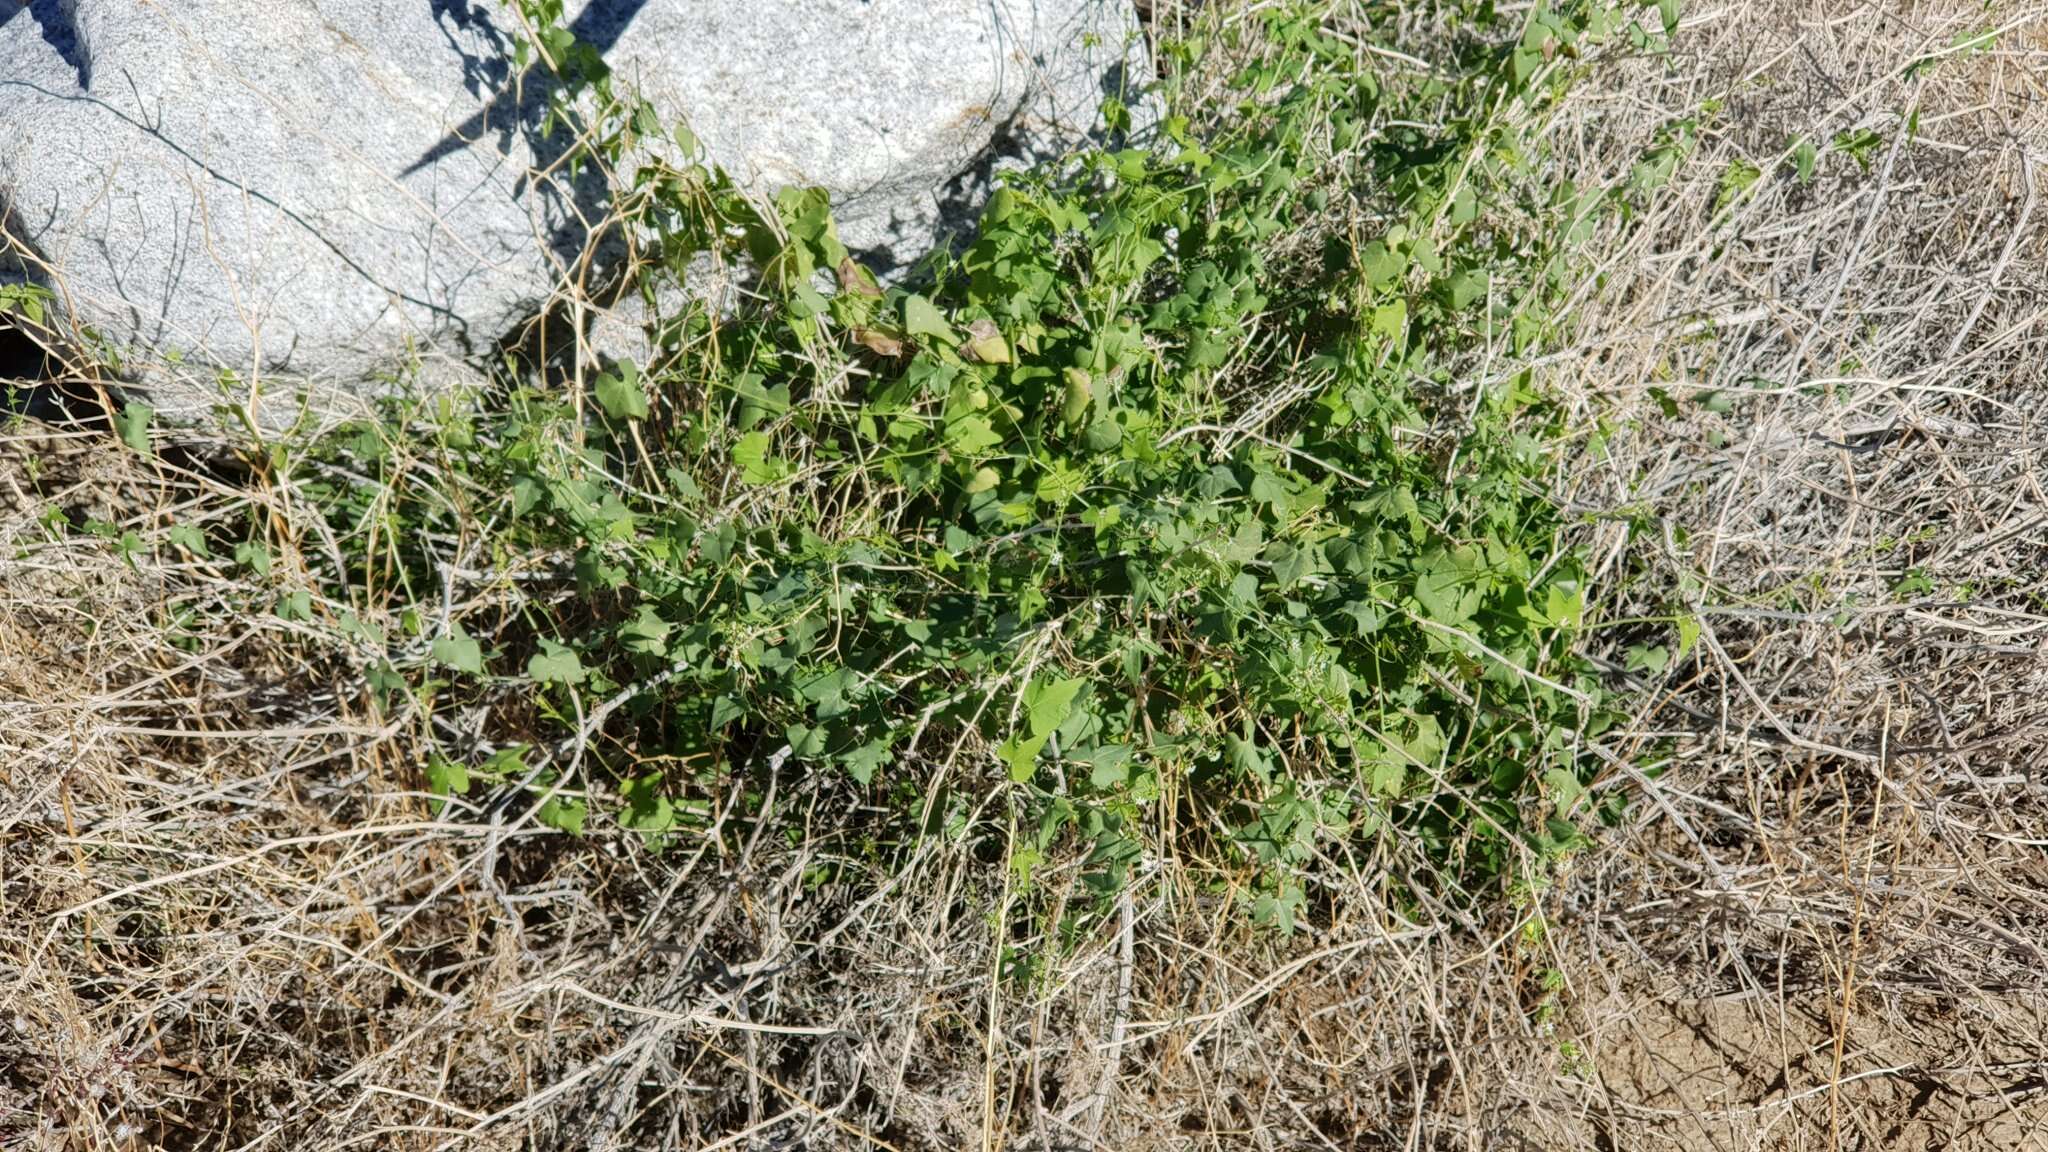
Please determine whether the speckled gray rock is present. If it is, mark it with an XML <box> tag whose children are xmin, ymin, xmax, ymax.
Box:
<box><xmin>0</xmin><ymin>0</ymin><xmax>1149</xmax><ymax>421</ymax></box>
<box><xmin>1</xmin><ymin>0</ymin><xmax>589</xmax><ymax>421</ymax></box>
<box><xmin>596</xmin><ymin>0</ymin><xmax>1152</xmax><ymax>266</ymax></box>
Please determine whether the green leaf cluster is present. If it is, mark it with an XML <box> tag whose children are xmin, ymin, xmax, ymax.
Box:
<box><xmin>206</xmin><ymin>0</ymin><xmax>1658</xmax><ymax>914</ymax></box>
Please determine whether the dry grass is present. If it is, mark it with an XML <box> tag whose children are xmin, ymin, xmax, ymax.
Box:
<box><xmin>1537</xmin><ymin>0</ymin><xmax>2048</xmax><ymax>1146</ymax></box>
<box><xmin>7</xmin><ymin>1</ymin><xmax>2048</xmax><ymax>1149</ymax></box>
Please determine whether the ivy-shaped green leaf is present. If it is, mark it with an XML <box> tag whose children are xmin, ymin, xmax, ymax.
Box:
<box><xmin>528</xmin><ymin>639</ymin><xmax>586</xmax><ymax>685</ymax></box>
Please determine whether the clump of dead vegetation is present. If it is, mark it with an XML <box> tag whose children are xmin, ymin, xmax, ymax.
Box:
<box><xmin>1540</xmin><ymin>2</ymin><xmax>2048</xmax><ymax>1146</ymax></box>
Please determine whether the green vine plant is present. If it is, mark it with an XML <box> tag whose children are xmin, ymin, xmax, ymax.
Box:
<box><xmin>168</xmin><ymin>0</ymin><xmax>1679</xmax><ymax>928</ymax></box>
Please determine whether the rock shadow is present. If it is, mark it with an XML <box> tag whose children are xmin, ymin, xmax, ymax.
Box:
<box><xmin>5</xmin><ymin>0</ymin><xmax>89</xmax><ymax>88</ymax></box>
<box><xmin>409</xmin><ymin>0</ymin><xmax>650</xmax><ymax>266</ymax></box>
<box><xmin>1</xmin><ymin>193</ymin><xmax>121</xmax><ymax>429</ymax></box>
